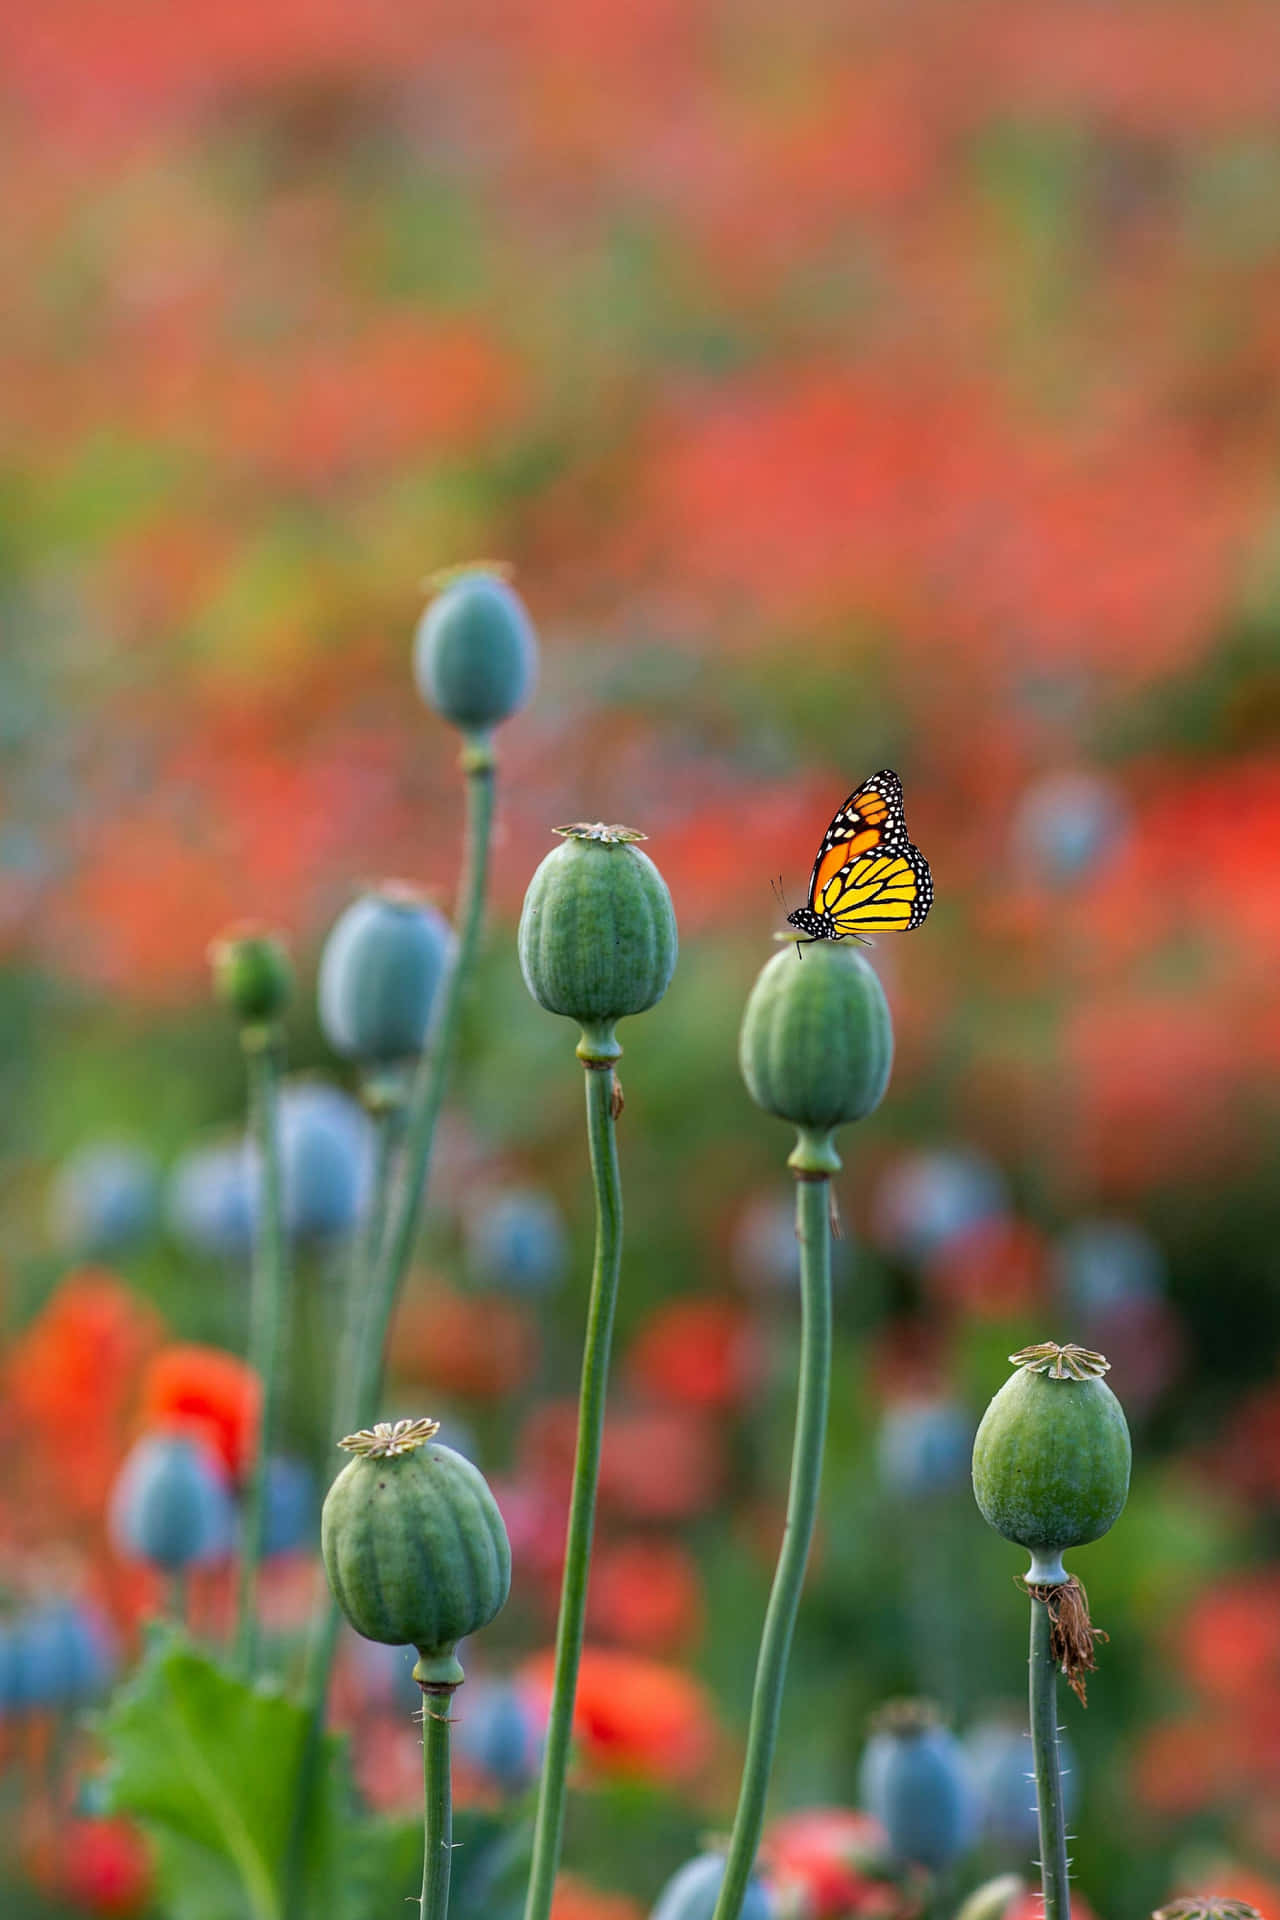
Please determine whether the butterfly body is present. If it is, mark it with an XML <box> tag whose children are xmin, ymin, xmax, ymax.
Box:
<box><xmin>786</xmin><ymin>769</ymin><xmax>932</xmax><ymax>943</ymax></box>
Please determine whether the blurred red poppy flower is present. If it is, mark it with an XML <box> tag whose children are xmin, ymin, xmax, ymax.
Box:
<box><xmin>551</xmin><ymin>1876</ymin><xmax>644</xmax><ymax>1920</ymax></box>
<box><xmin>4</xmin><ymin>1270</ymin><xmax>162</xmax><ymax>1435</ymax></box>
<box><xmin>138</xmin><ymin>1344</ymin><xmax>261</xmax><ymax>1481</ymax></box>
<box><xmin>763</xmin><ymin>1807</ymin><xmax>902</xmax><ymax>1919</ymax></box>
<box><xmin>625</xmin><ymin>1297</ymin><xmax>761</xmax><ymax>1410</ymax></box>
<box><xmin>1132</xmin><ymin>1712</ymin><xmax>1242</xmax><ymax>1817</ymax></box>
<box><xmin>587</xmin><ymin>1537</ymin><xmax>704</xmax><ymax>1654</ymax></box>
<box><xmin>519</xmin><ymin>1646</ymin><xmax>717</xmax><ymax>1783</ymax></box>
<box><xmin>925</xmin><ymin>1218</ymin><xmax>1049</xmax><ymax>1320</ymax></box>
<box><xmin>522</xmin><ymin>1401</ymin><xmax>725</xmax><ymax>1524</ymax></box>
<box><xmin>58</xmin><ymin>1817</ymin><xmax>151</xmax><ymax>1915</ymax></box>
<box><xmin>393</xmin><ymin>1285</ymin><xmax>540</xmax><ymax>1400</ymax></box>
<box><xmin>1180</xmin><ymin>1572</ymin><xmax>1280</xmax><ymax>1706</ymax></box>
<box><xmin>1</xmin><ymin>1271</ymin><xmax>163</xmax><ymax>1525</ymax></box>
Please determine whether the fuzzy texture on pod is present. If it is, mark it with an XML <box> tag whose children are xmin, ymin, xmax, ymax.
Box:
<box><xmin>858</xmin><ymin>1707</ymin><xmax>978</xmax><ymax>1872</ymax></box>
<box><xmin>971</xmin><ymin>1347</ymin><xmax>1131</xmax><ymax>1573</ymax></box>
<box><xmin>413</xmin><ymin>572</ymin><xmax>537</xmax><ymax>734</ymax></box>
<box><xmin>209</xmin><ymin>929</ymin><xmax>294</xmax><ymax>1026</ymax></box>
<box><xmin>318</xmin><ymin>887</ymin><xmax>456</xmax><ymax>1063</ymax></box>
<box><xmin>518</xmin><ymin>830</ymin><xmax>677</xmax><ymax>1036</ymax></box>
<box><xmin>650</xmin><ymin>1853</ymin><xmax>773</xmax><ymax>1920</ymax></box>
<box><xmin>321</xmin><ymin>1421</ymin><xmax>510</xmax><ymax>1681</ymax></box>
<box><xmin>739</xmin><ymin>944</ymin><xmax>893</xmax><ymax>1134</ymax></box>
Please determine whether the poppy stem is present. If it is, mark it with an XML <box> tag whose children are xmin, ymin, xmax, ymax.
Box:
<box><xmin>710</xmin><ymin>1157</ymin><xmax>833</xmax><ymax>1920</ymax></box>
<box><xmin>419</xmin><ymin>1686</ymin><xmax>456</xmax><ymax>1920</ymax></box>
<box><xmin>354</xmin><ymin>745</ymin><xmax>495</xmax><ymax>1423</ymax></box>
<box><xmin>522</xmin><ymin>1056</ymin><xmax>624</xmax><ymax>1920</ymax></box>
<box><xmin>234</xmin><ymin>1030</ymin><xmax>289</xmax><ymax>1680</ymax></box>
<box><xmin>1029</xmin><ymin>1592</ymin><xmax>1072</xmax><ymax>1920</ymax></box>
<box><xmin>284</xmin><ymin>748</ymin><xmax>496</xmax><ymax>1920</ymax></box>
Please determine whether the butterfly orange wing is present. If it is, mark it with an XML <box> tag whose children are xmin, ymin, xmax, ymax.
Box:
<box><xmin>803</xmin><ymin>770</ymin><xmax>932</xmax><ymax>933</ymax></box>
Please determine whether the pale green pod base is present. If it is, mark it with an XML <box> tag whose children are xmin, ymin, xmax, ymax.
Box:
<box><xmin>413</xmin><ymin>1649</ymin><xmax>465</xmax><ymax>1688</ymax></box>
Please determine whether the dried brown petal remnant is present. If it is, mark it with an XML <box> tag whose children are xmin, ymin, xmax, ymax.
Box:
<box><xmin>1020</xmin><ymin>1574</ymin><xmax>1109</xmax><ymax>1705</ymax></box>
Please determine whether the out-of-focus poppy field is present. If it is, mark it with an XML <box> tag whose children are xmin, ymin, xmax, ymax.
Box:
<box><xmin>3</xmin><ymin>2</ymin><xmax>1280</xmax><ymax>1917</ymax></box>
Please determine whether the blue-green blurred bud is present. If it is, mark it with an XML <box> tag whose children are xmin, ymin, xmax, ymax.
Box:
<box><xmin>413</xmin><ymin>570</ymin><xmax>538</xmax><ymax>738</ymax></box>
<box><xmin>318</xmin><ymin>885</ymin><xmax>456</xmax><ymax>1066</ymax></box>
<box><xmin>465</xmin><ymin>1187</ymin><xmax>567</xmax><ymax>1296</ymax></box>
<box><xmin>49</xmin><ymin>1141</ymin><xmax>158</xmax><ymax>1257</ymax></box>
<box><xmin>247</xmin><ymin>1081</ymin><xmax>373</xmax><ymax>1242</ymax></box>
<box><xmin>650</xmin><ymin>1854</ymin><xmax>774</xmax><ymax>1920</ymax></box>
<box><xmin>167</xmin><ymin>1139</ymin><xmax>255</xmax><ymax>1260</ymax></box>
<box><xmin>876</xmin><ymin>1396</ymin><xmax>972</xmax><ymax>1500</ymax></box>
<box><xmin>108</xmin><ymin>1434</ymin><xmax>234</xmax><ymax>1572</ymax></box>
<box><xmin>965</xmin><ymin>1711</ymin><xmax>1075</xmax><ymax>1857</ymax></box>
<box><xmin>858</xmin><ymin>1701</ymin><xmax>978</xmax><ymax>1873</ymax></box>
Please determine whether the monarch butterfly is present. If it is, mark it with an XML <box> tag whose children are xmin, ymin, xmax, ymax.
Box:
<box><xmin>786</xmin><ymin>769</ymin><xmax>933</xmax><ymax>943</ymax></box>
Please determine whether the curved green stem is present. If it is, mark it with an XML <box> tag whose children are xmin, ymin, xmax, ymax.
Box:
<box><xmin>357</xmin><ymin>754</ymin><xmax>495</xmax><ymax>1421</ymax></box>
<box><xmin>285</xmin><ymin>756</ymin><xmax>496</xmax><ymax>1920</ymax></box>
<box><xmin>337</xmin><ymin>1098</ymin><xmax>405</xmax><ymax>1439</ymax></box>
<box><xmin>420</xmin><ymin>1688</ymin><xmax>455</xmax><ymax>1920</ymax></box>
<box><xmin>235</xmin><ymin>1032</ymin><xmax>290</xmax><ymax>1679</ymax></box>
<box><xmin>522</xmin><ymin>1061</ymin><xmax>624</xmax><ymax>1920</ymax></box>
<box><xmin>1030</xmin><ymin>1594</ymin><xmax>1071</xmax><ymax>1920</ymax></box>
<box><xmin>294</xmin><ymin>1101</ymin><xmax>405</xmax><ymax>1756</ymax></box>
<box><xmin>711</xmin><ymin>1170</ymin><xmax>832</xmax><ymax>1920</ymax></box>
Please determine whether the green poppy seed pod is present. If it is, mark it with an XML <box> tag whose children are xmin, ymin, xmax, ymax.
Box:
<box><xmin>318</xmin><ymin>885</ymin><xmax>456</xmax><ymax>1066</ymax></box>
<box><xmin>971</xmin><ymin>1343</ymin><xmax>1132</xmax><ymax>1584</ymax></box>
<box><xmin>321</xmin><ymin>1417</ymin><xmax>510</xmax><ymax>1687</ymax></box>
<box><xmin>517</xmin><ymin>825</ymin><xmax>677</xmax><ymax>1063</ymax></box>
<box><xmin>413</xmin><ymin>570</ymin><xmax>537</xmax><ymax>741</ymax></box>
<box><xmin>738</xmin><ymin>944</ymin><xmax>893</xmax><ymax>1173</ymax></box>
<box><xmin>209</xmin><ymin>926</ymin><xmax>294</xmax><ymax>1029</ymax></box>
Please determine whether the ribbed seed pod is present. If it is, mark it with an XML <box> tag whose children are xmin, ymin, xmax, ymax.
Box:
<box><xmin>318</xmin><ymin>885</ymin><xmax>455</xmax><ymax>1065</ymax></box>
<box><xmin>518</xmin><ymin>825</ymin><xmax>677</xmax><ymax>1059</ymax></box>
<box><xmin>321</xmin><ymin>1418</ymin><xmax>510</xmax><ymax>1685</ymax></box>
<box><xmin>971</xmin><ymin>1342</ymin><xmax>1131</xmax><ymax>1583</ymax></box>
<box><xmin>739</xmin><ymin>944</ymin><xmax>893</xmax><ymax>1171</ymax></box>
<box><xmin>413</xmin><ymin>571</ymin><xmax>538</xmax><ymax>738</ymax></box>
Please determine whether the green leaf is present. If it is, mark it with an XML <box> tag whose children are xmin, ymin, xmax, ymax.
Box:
<box><xmin>100</xmin><ymin>1633</ymin><xmax>396</xmax><ymax>1920</ymax></box>
<box><xmin>100</xmin><ymin>1634</ymin><xmax>532</xmax><ymax>1920</ymax></box>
